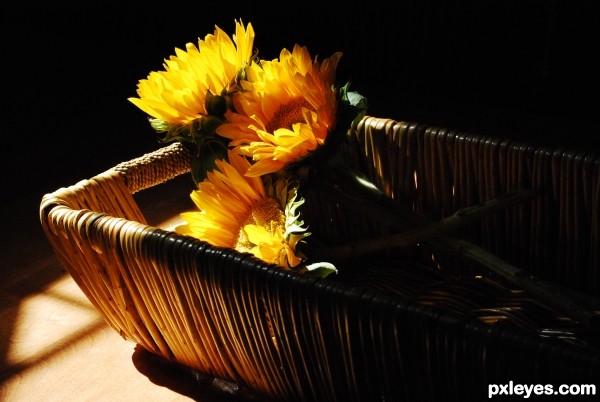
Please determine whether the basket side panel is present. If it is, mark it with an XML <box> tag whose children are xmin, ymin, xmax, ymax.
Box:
<box><xmin>350</xmin><ymin>116</ymin><xmax>600</xmax><ymax>296</ymax></box>
<box><xmin>38</xmin><ymin>142</ymin><xmax>196</xmax><ymax>350</ymax></box>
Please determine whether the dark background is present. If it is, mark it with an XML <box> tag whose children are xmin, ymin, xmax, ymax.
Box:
<box><xmin>3</xmin><ymin>1</ymin><xmax>599</xmax><ymax>214</ymax></box>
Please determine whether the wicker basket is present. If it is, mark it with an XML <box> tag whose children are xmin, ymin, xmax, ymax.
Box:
<box><xmin>40</xmin><ymin>116</ymin><xmax>600</xmax><ymax>401</ymax></box>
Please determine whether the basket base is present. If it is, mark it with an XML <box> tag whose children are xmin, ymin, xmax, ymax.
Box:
<box><xmin>132</xmin><ymin>344</ymin><xmax>271</xmax><ymax>401</ymax></box>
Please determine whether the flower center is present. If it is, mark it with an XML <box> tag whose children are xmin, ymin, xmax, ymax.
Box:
<box><xmin>265</xmin><ymin>97</ymin><xmax>311</xmax><ymax>133</ymax></box>
<box><xmin>235</xmin><ymin>197</ymin><xmax>285</xmax><ymax>252</ymax></box>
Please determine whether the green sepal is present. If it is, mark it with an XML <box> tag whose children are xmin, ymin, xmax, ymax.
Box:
<box><xmin>150</xmin><ymin>114</ymin><xmax>231</xmax><ymax>185</ymax></box>
<box><xmin>190</xmin><ymin>133</ymin><xmax>229</xmax><ymax>185</ymax></box>
<box><xmin>205</xmin><ymin>92</ymin><xmax>229</xmax><ymax>116</ymax></box>
<box><xmin>339</xmin><ymin>81</ymin><xmax>369</xmax><ymax>130</ymax></box>
<box><xmin>326</xmin><ymin>81</ymin><xmax>368</xmax><ymax>148</ymax></box>
<box><xmin>151</xmin><ymin>118</ymin><xmax>195</xmax><ymax>144</ymax></box>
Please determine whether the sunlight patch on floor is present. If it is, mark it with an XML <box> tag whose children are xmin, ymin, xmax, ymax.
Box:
<box><xmin>6</xmin><ymin>275</ymin><xmax>98</xmax><ymax>366</ymax></box>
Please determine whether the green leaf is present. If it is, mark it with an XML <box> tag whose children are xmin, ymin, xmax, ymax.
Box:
<box><xmin>338</xmin><ymin>81</ymin><xmax>368</xmax><ymax>131</ymax></box>
<box><xmin>190</xmin><ymin>135</ymin><xmax>229</xmax><ymax>184</ymax></box>
<box><xmin>299</xmin><ymin>261</ymin><xmax>338</xmax><ymax>278</ymax></box>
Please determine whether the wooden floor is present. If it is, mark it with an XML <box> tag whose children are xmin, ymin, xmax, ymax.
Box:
<box><xmin>0</xmin><ymin>176</ymin><xmax>268</xmax><ymax>402</ymax></box>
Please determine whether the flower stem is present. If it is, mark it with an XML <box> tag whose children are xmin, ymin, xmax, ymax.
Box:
<box><xmin>299</xmin><ymin>166</ymin><xmax>600</xmax><ymax>330</ymax></box>
<box><xmin>300</xmin><ymin>188</ymin><xmax>534</xmax><ymax>260</ymax></box>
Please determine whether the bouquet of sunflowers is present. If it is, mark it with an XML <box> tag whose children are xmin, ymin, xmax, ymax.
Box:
<box><xmin>128</xmin><ymin>20</ymin><xmax>368</xmax><ymax>277</ymax></box>
<box><xmin>128</xmin><ymin>18</ymin><xmax>538</xmax><ymax>282</ymax></box>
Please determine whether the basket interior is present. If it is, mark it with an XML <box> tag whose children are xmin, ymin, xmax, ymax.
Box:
<box><xmin>299</xmin><ymin>115</ymin><xmax>600</xmax><ymax>350</ymax></box>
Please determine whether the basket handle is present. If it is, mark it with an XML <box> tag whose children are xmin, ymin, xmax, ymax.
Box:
<box><xmin>112</xmin><ymin>142</ymin><xmax>192</xmax><ymax>193</ymax></box>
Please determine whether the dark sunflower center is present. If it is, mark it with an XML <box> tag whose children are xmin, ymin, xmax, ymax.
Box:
<box><xmin>265</xmin><ymin>98</ymin><xmax>311</xmax><ymax>133</ymax></box>
<box><xmin>235</xmin><ymin>197</ymin><xmax>285</xmax><ymax>252</ymax></box>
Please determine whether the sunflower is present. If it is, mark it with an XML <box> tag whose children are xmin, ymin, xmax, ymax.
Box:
<box><xmin>128</xmin><ymin>19</ymin><xmax>255</xmax><ymax>129</ymax></box>
<box><xmin>216</xmin><ymin>45</ymin><xmax>342</xmax><ymax>177</ymax></box>
<box><xmin>176</xmin><ymin>151</ymin><xmax>309</xmax><ymax>270</ymax></box>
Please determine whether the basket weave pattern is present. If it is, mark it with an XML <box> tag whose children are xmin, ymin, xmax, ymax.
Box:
<box><xmin>345</xmin><ymin>117</ymin><xmax>599</xmax><ymax>293</ymax></box>
<box><xmin>40</xmin><ymin>116</ymin><xmax>600</xmax><ymax>402</ymax></box>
